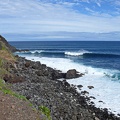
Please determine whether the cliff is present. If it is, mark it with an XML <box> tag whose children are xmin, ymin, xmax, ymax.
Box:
<box><xmin>0</xmin><ymin>35</ymin><xmax>17</xmax><ymax>52</ymax></box>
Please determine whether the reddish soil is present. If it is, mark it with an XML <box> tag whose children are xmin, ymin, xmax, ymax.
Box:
<box><xmin>0</xmin><ymin>91</ymin><xmax>42</xmax><ymax>120</ymax></box>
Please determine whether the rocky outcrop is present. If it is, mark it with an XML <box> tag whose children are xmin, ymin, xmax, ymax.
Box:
<box><xmin>0</xmin><ymin>35</ymin><xmax>17</xmax><ymax>52</ymax></box>
<box><xmin>3</xmin><ymin>74</ymin><xmax>25</xmax><ymax>83</ymax></box>
<box><xmin>88</xmin><ymin>86</ymin><xmax>94</xmax><ymax>89</ymax></box>
<box><xmin>66</xmin><ymin>69</ymin><xmax>84</xmax><ymax>79</ymax></box>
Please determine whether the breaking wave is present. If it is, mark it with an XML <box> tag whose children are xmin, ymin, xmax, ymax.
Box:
<box><xmin>65</xmin><ymin>50</ymin><xmax>91</xmax><ymax>56</ymax></box>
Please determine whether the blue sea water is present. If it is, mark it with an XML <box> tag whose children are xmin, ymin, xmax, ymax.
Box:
<box><xmin>9</xmin><ymin>41</ymin><xmax>120</xmax><ymax>115</ymax></box>
<box><xmin>9</xmin><ymin>41</ymin><xmax>120</xmax><ymax>70</ymax></box>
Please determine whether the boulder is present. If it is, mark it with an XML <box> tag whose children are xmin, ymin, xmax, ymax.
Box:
<box><xmin>32</xmin><ymin>61</ymin><xmax>41</xmax><ymax>69</ymax></box>
<box><xmin>77</xmin><ymin>85</ymin><xmax>83</xmax><ymax>89</ymax></box>
<box><xmin>88</xmin><ymin>86</ymin><xmax>94</xmax><ymax>89</ymax></box>
<box><xmin>3</xmin><ymin>74</ymin><xmax>25</xmax><ymax>83</ymax></box>
<box><xmin>81</xmin><ymin>90</ymin><xmax>89</xmax><ymax>95</ymax></box>
<box><xmin>51</xmin><ymin>71</ymin><xmax>66</xmax><ymax>80</ymax></box>
<box><xmin>66</xmin><ymin>69</ymin><xmax>83</xmax><ymax>79</ymax></box>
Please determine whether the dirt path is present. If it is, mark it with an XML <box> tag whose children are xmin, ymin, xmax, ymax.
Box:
<box><xmin>0</xmin><ymin>91</ymin><xmax>42</xmax><ymax>120</ymax></box>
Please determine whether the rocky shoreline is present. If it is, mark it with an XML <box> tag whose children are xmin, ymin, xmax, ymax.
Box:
<box><xmin>5</xmin><ymin>56</ymin><xmax>120</xmax><ymax>120</ymax></box>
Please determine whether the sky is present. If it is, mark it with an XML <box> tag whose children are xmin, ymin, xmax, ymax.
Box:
<box><xmin>0</xmin><ymin>0</ymin><xmax>120</xmax><ymax>41</ymax></box>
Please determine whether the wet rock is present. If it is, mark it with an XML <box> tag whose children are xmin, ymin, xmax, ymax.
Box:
<box><xmin>66</xmin><ymin>69</ymin><xmax>78</xmax><ymax>79</ymax></box>
<box><xmin>88</xmin><ymin>86</ymin><xmax>94</xmax><ymax>89</ymax></box>
<box><xmin>77</xmin><ymin>85</ymin><xmax>83</xmax><ymax>89</ymax></box>
<box><xmin>89</xmin><ymin>96</ymin><xmax>96</xmax><ymax>99</ymax></box>
<box><xmin>66</xmin><ymin>69</ymin><xmax>84</xmax><ymax>79</ymax></box>
<box><xmin>118</xmin><ymin>114</ymin><xmax>120</xmax><ymax>116</ymax></box>
<box><xmin>81</xmin><ymin>90</ymin><xmax>89</xmax><ymax>95</ymax></box>
<box><xmin>51</xmin><ymin>71</ymin><xmax>65</xmax><ymax>80</ymax></box>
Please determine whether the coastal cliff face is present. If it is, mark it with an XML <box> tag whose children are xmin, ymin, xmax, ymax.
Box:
<box><xmin>0</xmin><ymin>35</ymin><xmax>16</xmax><ymax>79</ymax></box>
<box><xmin>0</xmin><ymin>35</ymin><xmax>17</xmax><ymax>52</ymax></box>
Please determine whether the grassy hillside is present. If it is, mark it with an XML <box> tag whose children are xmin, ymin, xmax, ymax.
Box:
<box><xmin>0</xmin><ymin>41</ymin><xmax>15</xmax><ymax>62</ymax></box>
<box><xmin>0</xmin><ymin>40</ymin><xmax>16</xmax><ymax>79</ymax></box>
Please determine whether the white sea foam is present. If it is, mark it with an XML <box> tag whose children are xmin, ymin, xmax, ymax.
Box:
<box><xmin>65</xmin><ymin>50</ymin><xmax>91</xmax><ymax>56</ymax></box>
<box><xmin>22</xmin><ymin>55</ymin><xmax>120</xmax><ymax>116</ymax></box>
<box><xmin>30</xmin><ymin>50</ymin><xmax>43</xmax><ymax>54</ymax></box>
<box><xmin>15</xmin><ymin>51</ymin><xmax>29</xmax><ymax>53</ymax></box>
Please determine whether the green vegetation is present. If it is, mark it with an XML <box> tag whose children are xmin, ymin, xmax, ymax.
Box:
<box><xmin>0</xmin><ymin>41</ymin><xmax>15</xmax><ymax>79</ymax></box>
<box><xmin>0</xmin><ymin>58</ymin><xmax>8</xmax><ymax>79</ymax></box>
<box><xmin>0</xmin><ymin>79</ymin><xmax>27</xmax><ymax>100</ymax></box>
<box><xmin>1</xmin><ymin>43</ymin><xmax>7</xmax><ymax>51</ymax></box>
<box><xmin>0</xmin><ymin>41</ymin><xmax>15</xmax><ymax>62</ymax></box>
<box><xmin>0</xmin><ymin>41</ymin><xmax>8</xmax><ymax>51</ymax></box>
<box><xmin>39</xmin><ymin>106</ymin><xmax>52</xmax><ymax>120</ymax></box>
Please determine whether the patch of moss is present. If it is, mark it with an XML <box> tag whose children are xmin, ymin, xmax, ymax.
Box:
<box><xmin>39</xmin><ymin>106</ymin><xmax>52</xmax><ymax>120</ymax></box>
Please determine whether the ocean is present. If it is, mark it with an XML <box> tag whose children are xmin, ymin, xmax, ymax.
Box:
<box><xmin>9</xmin><ymin>41</ymin><xmax>120</xmax><ymax>115</ymax></box>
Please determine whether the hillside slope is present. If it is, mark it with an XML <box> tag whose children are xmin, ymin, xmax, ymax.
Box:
<box><xmin>0</xmin><ymin>35</ymin><xmax>17</xmax><ymax>52</ymax></box>
<box><xmin>0</xmin><ymin>35</ymin><xmax>44</xmax><ymax>120</ymax></box>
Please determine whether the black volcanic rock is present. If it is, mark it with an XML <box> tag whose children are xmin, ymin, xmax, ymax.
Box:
<box><xmin>66</xmin><ymin>69</ymin><xmax>82</xmax><ymax>79</ymax></box>
<box><xmin>10</xmin><ymin>57</ymin><xmax>120</xmax><ymax>120</ymax></box>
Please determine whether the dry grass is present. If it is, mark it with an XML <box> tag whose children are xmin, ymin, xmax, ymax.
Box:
<box><xmin>0</xmin><ymin>41</ymin><xmax>16</xmax><ymax>79</ymax></box>
<box><xmin>0</xmin><ymin>41</ymin><xmax>16</xmax><ymax>62</ymax></box>
<box><xmin>0</xmin><ymin>50</ymin><xmax>15</xmax><ymax>62</ymax></box>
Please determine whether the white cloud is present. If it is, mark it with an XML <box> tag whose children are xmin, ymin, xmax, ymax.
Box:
<box><xmin>96</xmin><ymin>2</ymin><xmax>101</xmax><ymax>7</ymax></box>
<box><xmin>0</xmin><ymin>0</ymin><xmax>120</xmax><ymax>36</ymax></box>
<box><xmin>4</xmin><ymin>31</ymin><xmax>120</xmax><ymax>41</ymax></box>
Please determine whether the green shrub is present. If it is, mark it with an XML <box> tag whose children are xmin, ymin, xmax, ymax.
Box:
<box><xmin>39</xmin><ymin>106</ymin><xmax>52</xmax><ymax>120</ymax></box>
